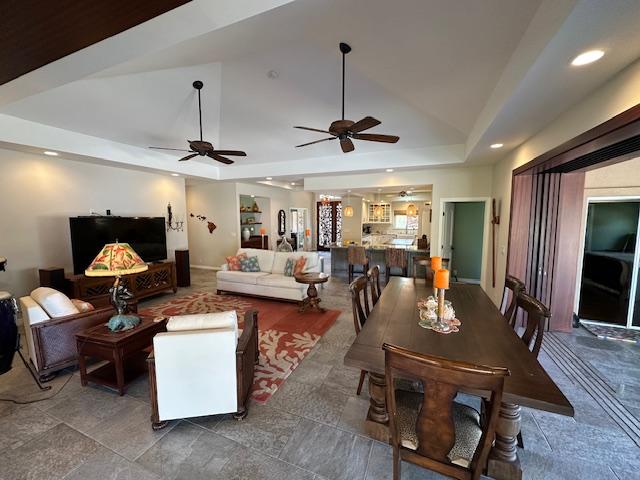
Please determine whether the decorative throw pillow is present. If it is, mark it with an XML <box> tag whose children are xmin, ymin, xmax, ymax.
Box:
<box><xmin>240</xmin><ymin>256</ymin><xmax>261</xmax><ymax>272</ymax></box>
<box><xmin>71</xmin><ymin>299</ymin><xmax>95</xmax><ymax>313</ymax></box>
<box><xmin>293</xmin><ymin>256</ymin><xmax>307</xmax><ymax>275</ymax></box>
<box><xmin>226</xmin><ymin>253</ymin><xmax>247</xmax><ymax>271</ymax></box>
<box><xmin>284</xmin><ymin>258</ymin><xmax>295</xmax><ymax>277</ymax></box>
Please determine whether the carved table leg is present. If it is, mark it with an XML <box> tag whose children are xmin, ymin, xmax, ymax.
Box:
<box><xmin>487</xmin><ymin>402</ymin><xmax>522</xmax><ymax>480</ymax></box>
<box><xmin>364</xmin><ymin>372</ymin><xmax>390</xmax><ymax>442</ymax></box>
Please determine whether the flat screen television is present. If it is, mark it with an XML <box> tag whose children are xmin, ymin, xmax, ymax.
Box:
<box><xmin>70</xmin><ymin>216</ymin><xmax>167</xmax><ymax>274</ymax></box>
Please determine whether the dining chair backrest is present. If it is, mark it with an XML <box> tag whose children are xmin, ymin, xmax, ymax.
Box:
<box><xmin>367</xmin><ymin>265</ymin><xmax>382</xmax><ymax>307</ymax></box>
<box><xmin>383</xmin><ymin>343</ymin><xmax>509</xmax><ymax>480</ymax></box>
<box><xmin>515</xmin><ymin>292</ymin><xmax>550</xmax><ymax>358</ymax></box>
<box><xmin>349</xmin><ymin>276</ymin><xmax>370</xmax><ymax>334</ymax></box>
<box><xmin>501</xmin><ymin>275</ymin><xmax>525</xmax><ymax>328</ymax></box>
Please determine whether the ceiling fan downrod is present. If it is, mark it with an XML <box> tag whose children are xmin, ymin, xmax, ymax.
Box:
<box><xmin>339</xmin><ymin>42</ymin><xmax>351</xmax><ymax>121</ymax></box>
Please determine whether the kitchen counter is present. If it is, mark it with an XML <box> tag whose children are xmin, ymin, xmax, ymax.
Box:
<box><xmin>329</xmin><ymin>245</ymin><xmax>430</xmax><ymax>277</ymax></box>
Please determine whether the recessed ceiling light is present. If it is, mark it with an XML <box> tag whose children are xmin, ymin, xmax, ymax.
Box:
<box><xmin>386</xmin><ymin>168</ymin><xmax>394</xmax><ymax>172</ymax></box>
<box><xmin>377</xmin><ymin>188</ymin><xmax>382</xmax><ymax>192</ymax></box>
<box><xmin>266</xmin><ymin>177</ymin><xmax>272</xmax><ymax>180</ymax></box>
<box><xmin>490</xmin><ymin>143</ymin><xmax>503</xmax><ymax>149</ymax></box>
<box><xmin>290</xmin><ymin>182</ymin><xmax>296</xmax><ymax>185</ymax></box>
<box><xmin>43</xmin><ymin>151</ymin><xmax>58</xmax><ymax>156</ymax></box>
<box><xmin>407</xmin><ymin>190</ymin><xmax>413</xmax><ymax>194</ymax></box>
<box><xmin>251</xmin><ymin>195</ymin><xmax>255</xmax><ymax>198</ymax></box>
<box><xmin>571</xmin><ymin>50</ymin><xmax>604</xmax><ymax>66</ymax></box>
<box><xmin>170</xmin><ymin>173</ymin><xmax>180</xmax><ymax>177</ymax></box>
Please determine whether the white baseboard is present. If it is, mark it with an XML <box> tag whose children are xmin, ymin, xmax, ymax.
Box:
<box><xmin>191</xmin><ymin>265</ymin><xmax>220</xmax><ymax>271</ymax></box>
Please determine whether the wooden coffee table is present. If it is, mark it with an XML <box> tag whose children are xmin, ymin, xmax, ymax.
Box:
<box><xmin>75</xmin><ymin>316</ymin><xmax>166</xmax><ymax>395</ymax></box>
<box><xmin>295</xmin><ymin>272</ymin><xmax>329</xmax><ymax>312</ymax></box>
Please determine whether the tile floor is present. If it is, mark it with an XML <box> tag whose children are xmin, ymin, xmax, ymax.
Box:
<box><xmin>1</xmin><ymin>269</ymin><xmax>639</xmax><ymax>479</ymax></box>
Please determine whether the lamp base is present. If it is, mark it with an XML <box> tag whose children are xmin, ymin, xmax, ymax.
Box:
<box><xmin>107</xmin><ymin>314</ymin><xmax>141</xmax><ymax>332</ymax></box>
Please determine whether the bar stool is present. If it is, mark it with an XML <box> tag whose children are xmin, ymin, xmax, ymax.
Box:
<box><xmin>348</xmin><ymin>246</ymin><xmax>369</xmax><ymax>283</ymax></box>
<box><xmin>385</xmin><ymin>248</ymin><xmax>407</xmax><ymax>280</ymax></box>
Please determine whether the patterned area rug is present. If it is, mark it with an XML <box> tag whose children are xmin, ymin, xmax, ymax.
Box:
<box><xmin>582</xmin><ymin>323</ymin><xmax>640</xmax><ymax>343</ymax></box>
<box><xmin>139</xmin><ymin>292</ymin><xmax>340</xmax><ymax>403</ymax></box>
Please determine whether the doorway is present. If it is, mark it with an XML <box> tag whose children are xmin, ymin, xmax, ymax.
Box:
<box><xmin>289</xmin><ymin>207</ymin><xmax>308</xmax><ymax>250</ymax></box>
<box><xmin>317</xmin><ymin>201</ymin><xmax>342</xmax><ymax>251</ymax></box>
<box><xmin>578</xmin><ymin>199</ymin><xmax>640</xmax><ymax>328</ymax></box>
<box><xmin>441</xmin><ymin>201</ymin><xmax>487</xmax><ymax>284</ymax></box>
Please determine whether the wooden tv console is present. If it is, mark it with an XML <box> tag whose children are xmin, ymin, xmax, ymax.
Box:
<box><xmin>66</xmin><ymin>262</ymin><xmax>177</xmax><ymax>301</ymax></box>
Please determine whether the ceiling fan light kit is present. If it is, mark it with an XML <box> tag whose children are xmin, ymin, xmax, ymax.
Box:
<box><xmin>149</xmin><ymin>81</ymin><xmax>247</xmax><ymax>165</ymax></box>
<box><xmin>294</xmin><ymin>43</ymin><xmax>399</xmax><ymax>153</ymax></box>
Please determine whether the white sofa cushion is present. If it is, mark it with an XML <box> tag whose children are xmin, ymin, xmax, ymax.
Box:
<box><xmin>30</xmin><ymin>287</ymin><xmax>79</xmax><ymax>318</ymax></box>
<box><xmin>272</xmin><ymin>252</ymin><xmax>292</xmax><ymax>274</ymax></box>
<box><xmin>216</xmin><ymin>270</ymin><xmax>269</xmax><ymax>285</ymax></box>
<box><xmin>272</xmin><ymin>252</ymin><xmax>320</xmax><ymax>274</ymax></box>
<box><xmin>257</xmin><ymin>274</ymin><xmax>304</xmax><ymax>290</ymax></box>
<box><xmin>167</xmin><ymin>311</ymin><xmax>238</xmax><ymax>333</ymax></box>
<box><xmin>238</xmin><ymin>248</ymin><xmax>275</xmax><ymax>273</ymax></box>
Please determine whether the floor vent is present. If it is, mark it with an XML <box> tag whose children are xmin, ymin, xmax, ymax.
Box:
<box><xmin>543</xmin><ymin>332</ymin><xmax>640</xmax><ymax>447</ymax></box>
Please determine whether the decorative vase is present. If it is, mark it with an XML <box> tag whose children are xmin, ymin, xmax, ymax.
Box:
<box><xmin>242</xmin><ymin>227</ymin><xmax>250</xmax><ymax>241</ymax></box>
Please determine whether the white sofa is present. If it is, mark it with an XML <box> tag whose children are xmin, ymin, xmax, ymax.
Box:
<box><xmin>216</xmin><ymin>248</ymin><xmax>321</xmax><ymax>301</ymax></box>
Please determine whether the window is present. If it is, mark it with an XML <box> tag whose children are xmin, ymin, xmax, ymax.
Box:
<box><xmin>394</xmin><ymin>213</ymin><xmax>419</xmax><ymax>230</ymax></box>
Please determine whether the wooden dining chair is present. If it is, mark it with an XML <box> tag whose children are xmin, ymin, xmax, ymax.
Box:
<box><xmin>383</xmin><ymin>343</ymin><xmax>509</xmax><ymax>480</ymax></box>
<box><xmin>500</xmin><ymin>275</ymin><xmax>525</xmax><ymax>328</ymax></box>
<box><xmin>367</xmin><ymin>265</ymin><xmax>382</xmax><ymax>307</ymax></box>
<box><xmin>412</xmin><ymin>257</ymin><xmax>450</xmax><ymax>282</ymax></box>
<box><xmin>350</xmin><ymin>276</ymin><xmax>370</xmax><ymax>395</ymax></box>
<box><xmin>385</xmin><ymin>248</ymin><xmax>408</xmax><ymax>279</ymax></box>
<box><xmin>515</xmin><ymin>292</ymin><xmax>550</xmax><ymax>358</ymax></box>
<box><xmin>348</xmin><ymin>246</ymin><xmax>369</xmax><ymax>283</ymax></box>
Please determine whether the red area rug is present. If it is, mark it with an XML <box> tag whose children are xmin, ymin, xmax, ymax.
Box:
<box><xmin>139</xmin><ymin>291</ymin><xmax>340</xmax><ymax>403</ymax></box>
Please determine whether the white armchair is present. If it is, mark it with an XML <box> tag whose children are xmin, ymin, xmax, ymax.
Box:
<box><xmin>148</xmin><ymin>309</ymin><xmax>259</xmax><ymax>429</ymax></box>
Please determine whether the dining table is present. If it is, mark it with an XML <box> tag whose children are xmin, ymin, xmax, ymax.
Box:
<box><xmin>343</xmin><ymin>277</ymin><xmax>574</xmax><ymax>480</ymax></box>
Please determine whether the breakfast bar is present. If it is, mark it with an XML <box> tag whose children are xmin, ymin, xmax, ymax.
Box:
<box><xmin>329</xmin><ymin>245</ymin><xmax>430</xmax><ymax>277</ymax></box>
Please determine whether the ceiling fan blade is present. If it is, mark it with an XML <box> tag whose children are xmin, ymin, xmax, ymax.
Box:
<box><xmin>340</xmin><ymin>137</ymin><xmax>355</xmax><ymax>153</ymax></box>
<box><xmin>294</xmin><ymin>126</ymin><xmax>335</xmax><ymax>135</ymax></box>
<box><xmin>295</xmin><ymin>137</ymin><xmax>337</xmax><ymax>148</ymax></box>
<box><xmin>207</xmin><ymin>151</ymin><xmax>234</xmax><ymax>164</ymax></box>
<box><xmin>352</xmin><ymin>133</ymin><xmax>399</xmax><ymax>143</ymax></box>
<box><xmin>349</xmin><ymin>116</ymin><xmax>381</xmax><ymax>133</ymax></box>
<box><xmin>178</xmin><ymin>153</ymin><xmax>199</xmax><ymax>162</ymax></box>
<box><xmin>150</xmin><ymin>147</ymin><xmax>192</xmax><ymax>152</ymax></box>
<box><xmin>211</xmin><ymin>150</ymin><xmax>247</xmax><ymax>156</ymax></box>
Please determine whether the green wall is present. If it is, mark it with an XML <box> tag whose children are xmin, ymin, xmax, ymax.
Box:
<box><xmin>451</xmin><ymin>202</ymin><xmax>485</xmax><ymax>281</ymax></box>
<box><xmin>587</xmin><ymin>202</ymin><xmax>639</xmax><ymax>252</ymax></box>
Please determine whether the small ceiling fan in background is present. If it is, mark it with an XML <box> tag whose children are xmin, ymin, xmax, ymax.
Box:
<box><xmin>294</xmin><ymin>42</ymin><xmax>400</xmax><ymax>153</ymax></box>
<box><xmin>149</xmin><ymin>81</ymin><xmax>246</xmax><ymax>164</ymax></box>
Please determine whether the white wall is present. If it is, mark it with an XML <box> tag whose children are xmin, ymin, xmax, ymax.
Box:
<box><xmin>487</xmin><ymin>58</ymin><xmax>640</xmax><ymax>306</ymax></box>
<box><xmin>187</xmin><ymin>182</ymin><xmax>314</xmax><ymax>267</ymax></box>
<box><xmin>0</xmin><ymin>149</ymin><xmax>188</xmax><ymax>297</ymax></box>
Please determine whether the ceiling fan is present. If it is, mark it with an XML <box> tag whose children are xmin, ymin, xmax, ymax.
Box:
<box><xmin>294</xmin><ymin>43</ymin><xmax>399</xmax><ymax>153</ymax></box>
<box><xmin>149</xmin><ymin>81</ymin><xmax>246</xmax><ymax>164</ymax></box>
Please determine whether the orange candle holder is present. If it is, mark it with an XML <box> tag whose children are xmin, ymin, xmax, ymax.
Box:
<box><xmin>430</xmin><ymin>256</ymin><xmax>442</xmax><ymax>272</ymax></box>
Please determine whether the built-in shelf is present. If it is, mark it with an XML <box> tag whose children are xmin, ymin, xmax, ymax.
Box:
<box><xmin>240</xmin><ymin>210</ymin><xmax>262</xmax><ymax>214</ymax></box>
<box><xmin>241</xmin><ymin>222</ymin><xmax>263</xmax><ymax>226</ymax></box>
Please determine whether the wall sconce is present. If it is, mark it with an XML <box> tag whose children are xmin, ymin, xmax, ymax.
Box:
<box><xmin>166</xmin><ymin>203</ymin><xmax>184</xmax><ymax>232</ymax></box>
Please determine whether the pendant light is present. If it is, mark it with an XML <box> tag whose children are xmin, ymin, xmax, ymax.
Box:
<box><xmin>343</xmin><ymin>190</ymin><xmax>354</xmax><ymax>217</ymax></box>
<box><xmin>406</xmin><ymin>190</ymin><xmax>417</xmax><ymax>216</ymax></box>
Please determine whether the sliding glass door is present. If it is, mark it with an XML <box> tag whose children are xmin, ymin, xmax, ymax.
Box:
<box><xmin>579</xmin><ymin>199</ymin><xmax>640</xmax><ymax>329</ymax></box>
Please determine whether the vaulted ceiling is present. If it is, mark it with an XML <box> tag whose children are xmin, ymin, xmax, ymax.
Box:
<box><xmin>2</xmin><ymin>0</ymin><xmax>640</xmax><ymax>182</ymax></box>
